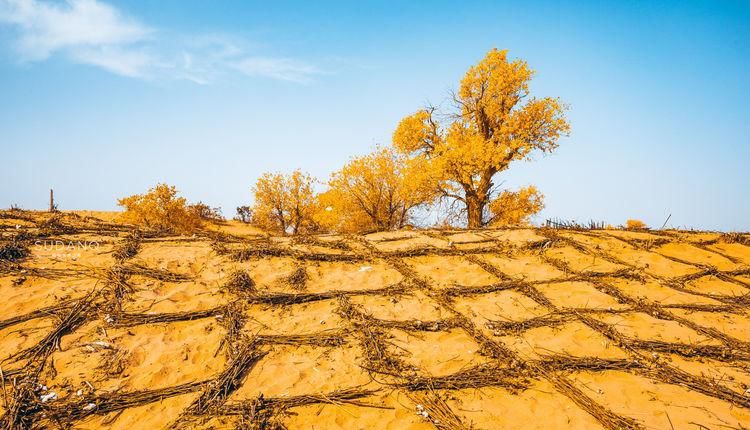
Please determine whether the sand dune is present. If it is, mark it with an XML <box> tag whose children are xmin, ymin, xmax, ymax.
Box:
<box><xmin>1</xmin><ymin>211</ymin><xmax>749</xmax><ymax>429</ymax></box>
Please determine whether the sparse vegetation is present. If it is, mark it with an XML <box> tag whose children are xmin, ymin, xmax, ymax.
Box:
<box><xmin>117</xmin><ymin>184</ymin><xmax>202</xmax><ymax>234</ymax></box>
<box><xmin>0</xmin><ymin>208</ymin><xmax>748</xmax><ymax>429</ymax></box>
<box><xmin>1</xmin><ymin>1</ymin><xmax>747</xmax><ymax>425</ymax></box>
<box><xmin>250</xmin><ymin>170</ymin><xmax>319</xmax><ymax>235</ymax></box>
<box><xmin>233</xmin><ymin>49</ymin><xmax>569</xmax><ymax>233</ymax></box>
<box><xmin>544</xmin><ymin>219</ymin><xmax>608</xmax><ymax>230</ymax></box>
<box><xmin>625</xmin><ymin>219</ymin><xmax>648</xmax><ymax>230</ymax></box>
<box><xmin>0</xmin><ymin>238</ymin><xmax>29</xmax><ymax>261</ymax></box>
<box><xmin>234</xmin><ymin>206</ymin><xmax>253</xmax><ymax>223</ymax></box>
<box><xmin>486</xmin><ymin>185</ymin><xmax>544</xmax><ymax>226</ymax></box>
<box><xmin>721</xmin><ymin>232</ymin><xmax>750</xmax><ymax>245</ymax></box>
<box><xmin>315</xmin><ymin>147</ymin><xmax>436</xmax><ymax>233</ymax></box>
<box><xmin>188</xmin><ymin>202</ymin><xmax>224</xmax><ymax>222</ymax></box>
<box><xmin>223</xmin><ymin>270</ymin><xmax>256</xmax><ymax>294</ymax></box>
<box><xmin>284</xmin><ymin>266</ymin><xmax>307</xmax><ymax>290</ymax></box>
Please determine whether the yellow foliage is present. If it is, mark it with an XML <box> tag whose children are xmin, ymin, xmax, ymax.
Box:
<box><xmin>315</xmin><ymin>147</ymin><xmax>436</xmax><ymax>233</ymax></box>
<box><xmin>187</xmin><ymin>202</ymin><xmax>223</xmax><ymax>222</ymax></box>
<box><xmin>487</xmin><ymin>186</ymin><xmax>544</xmax><ymax>226</ymax></box>
<box><xmin>393</xmin><ymin>48</ymin><xmax>569</xmax><ymax>228</ymax></box>
<box><xmin>626</xmin><ymin>219</ymin><xmax>648</xmax><ymax>230</ymax></box>
<box><xmin>251</xmin><ymin>170</ymin><xmax>318</xmax><ymax>235</ymax></box>
<box><xmin>117</xmin><ymin>184</ymin><xmax>202</xmax><ymax>234</ymax></box>
<box><xmin>392</xmin><ymin>109</ymin><xmax>441</xmax><ymax>154</ymax></box>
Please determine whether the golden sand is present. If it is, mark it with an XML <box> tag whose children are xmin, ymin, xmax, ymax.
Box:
<box><xmin>1</xmin><ymin>211</ymin><xmax>749</xmax><ymax>429</ymax></box>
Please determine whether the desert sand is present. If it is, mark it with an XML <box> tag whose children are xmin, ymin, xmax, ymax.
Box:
<box><xmin>1</xmin><ymin>210</ymin><xmax>749</xmax><ymax>429</ymax></box>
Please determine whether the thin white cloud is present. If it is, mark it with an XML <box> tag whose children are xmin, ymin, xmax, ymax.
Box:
<box><xmin>70</xmin><ymin>45</ymin><xmax>153</xmax><ymax>77</ymax></box>
<box><xmin>0</xmin><ymin>0</ymin><xmax>323</xmax><ymax>83</ymax></box>
<box><xmin>232</xmin><ymin>57</ymin><xmax>322</xmax><ymax>83</ymax></box>
<box><xmin>0</xmin><ymin>0</ymin><xmax>150</xmax><ymax>55</ymax></box>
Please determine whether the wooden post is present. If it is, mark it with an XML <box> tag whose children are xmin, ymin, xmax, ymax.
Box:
<box><xmin>49</xmin><ymin>189</ymin><xmax>54</xmax><ymax>212</ymax></box>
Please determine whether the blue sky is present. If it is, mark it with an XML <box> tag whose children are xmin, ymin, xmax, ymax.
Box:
<box><xmin>1</xmin><ymin>0</ymin><xmax>748</xmax><ymax>231</ymax></box>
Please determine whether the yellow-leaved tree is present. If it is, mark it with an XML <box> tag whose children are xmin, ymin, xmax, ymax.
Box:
<box><xmin>118</xmin><ymin>183</ymin><xmax>202</xmax><ymax>234</ymax></box>
<box><xmin>315</xmin><ymin>147</ymin><xmax>436</xmax><ymax>233</ymax></box>
<box><xmin>393</xmin><ymin>48</ymin><xmax>569</xmax><ymax>228</ymax></box>
<box><xmin>251</xmin><ymin>170</ymin><xmax>318</xmax><ymax>235</ymax></box>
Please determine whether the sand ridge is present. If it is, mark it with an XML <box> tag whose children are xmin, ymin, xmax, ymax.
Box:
<box><xmin>1</xmin><ymin>211</ymin><xmax>749</xmax><ymax>429</ymax></box>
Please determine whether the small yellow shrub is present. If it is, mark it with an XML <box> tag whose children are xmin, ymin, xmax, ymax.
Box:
<box><xmin>487</xmin><ymin>186</ymin><xmax>544</xmax><ymax>226</ymax></box>
<box><xmin>625</xmin><ymin>219</ymin><xmax>647</xmax><ymax>230</ymax></box>
<box><xmin>117</xmin><ymin>184</ymin><xmax>202</xmax><ymax>234</ymax></box>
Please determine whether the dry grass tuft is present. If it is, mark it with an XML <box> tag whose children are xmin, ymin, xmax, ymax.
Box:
<box><xmin>284</xmin><ymin>266</ymin><xmax>307</xmax><ymax>290</ymax></box>
<box><xmin>720</xmin><ymin>232</ymin><xmax>750</xmax><ymax>245</ymax></box>
<box><xmin>0</xmin><ymin>239</ymin><xmax>29</xmax><ymax>262</ymax></box>
<box><xmin>224</xmin><ymin>270</ymin><xmax>257</xmax><ymax>295</ymax></box>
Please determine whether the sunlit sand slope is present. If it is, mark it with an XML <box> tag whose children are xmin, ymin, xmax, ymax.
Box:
<box><xmin>1</xmin><ymin>211</ymin><xmax>749</xmax><ymax>429</ymax></box>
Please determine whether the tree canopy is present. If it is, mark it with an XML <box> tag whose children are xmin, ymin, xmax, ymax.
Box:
<box><xmin>393</xmin><ymin>48</ymin><xmax>569</xmax><ymax>228</ymax></box>
<box><xmin>251</xmin><ymin>170</ymin><xmax>318</xmax><ymax>235</ymax></box>
<box><xmin>118</xmin><ymin>184</ymin><xmax>202</xmax><ymax>234</ymax></box>
<box><xmin>315</xmin><ymin>147</ymin><xmax>435</xmax><ymax>233</ymax></box>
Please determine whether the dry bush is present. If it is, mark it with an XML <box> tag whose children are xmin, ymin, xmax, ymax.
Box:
<box><xmin>315</xmin><ymin>147</ymin><xmax>436</xmax><ymax>233</ymax></box>
<box><xmin>720</xmin><ymin>232</ymin><xmax>750</xmax><ymax>245</ymax></box>
<box><xmin>486</xmin><ymin>185</ymin><xmax>544</xmax><ymax>226</ymax></box>
<box><xmin>0</xmin><ymin>238</ymin><xmax>29</xmax><ymax>261</ymax></box>
<box><xmin>625</xmin><ymin>219</ymin><xmax>648</xmax><ymax>230</ymax></box>
<box><xmin>234</xmin><ymin>206</ymin><xmax>253</xmax><ymax>223</ymax></box>
<box><xmin>250</xmin><ymin>170</ymin><xmax>318</xmax><ymax>235</ymax></box>
<box><xmin>117</xmin><ymin>184</ymin><xmax>202</xmax><ymax>234</ymax></box>
<box><xmin>284</xmin><ymin>266</ymin><xmax>307</xmax><ymax>290</ymax></box>
<box><xmin>224</xmin><ymin>270</ymin><xmax>256</xmax><ymax>294</ymax></box>
<box><xmin>188</xmin><ymin>201</ymin><xmax>224</xmax><ymax>222</ymax></box>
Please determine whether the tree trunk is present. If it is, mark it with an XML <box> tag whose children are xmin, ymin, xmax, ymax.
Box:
<box><xmin>465</xmin><ymin>171</ymin><xmax>493</xmax><ymax>229</ymax></box>
<box><xmin>466</xmin><ymin>196</ymin><xmax>483</xmax><ymax>229</ymax></box>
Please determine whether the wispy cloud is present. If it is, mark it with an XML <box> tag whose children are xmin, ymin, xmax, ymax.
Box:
<box><xmin>231</xmin><ymin>57</ymin><xmax>322</xmax><ymax>83</ymax></box>
<box><xmin>70</xmin><ymin>46</ymin><xmax>154</xmax><ymax>77</ymax></box>
<box><xmin>0</xmin><ymin>0</ymin><xmax>323</xmax><ymax>83</ymax></box>
<box><xmin>0</xmin><ymin>0</ymin><xmax>152</xmax><ymax>75</ymax></box>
